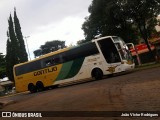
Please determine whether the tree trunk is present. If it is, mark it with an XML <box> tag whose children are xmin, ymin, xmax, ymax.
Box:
<box><xmin>138</xmin><ymin>21</ymin><xmax>155</xmax><ymax>61</ymax></box>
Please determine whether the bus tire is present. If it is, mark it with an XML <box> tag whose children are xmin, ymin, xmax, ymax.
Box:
<box><xmin>36</xmin><ymin>81</ymin><xmax>44</xmax><ymax>92</ymax></box>
<box><xmin>28</xmin><ymin>83</ymin><xmax>37</xmax><ymax>93</ymax></box>
<box><xmin>92</xmin><ymin>68</ymin><xmax>103</xmax><ymax>80</ymax></box>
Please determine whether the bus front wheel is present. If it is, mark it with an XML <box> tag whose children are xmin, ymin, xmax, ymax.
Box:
<box><xmin>28</xmin><ymin>83</ymin><xmax>37</xmax><ymax>93</ymax></box>
<box><xmin>92</xmin><ymin>68</ymin><xmax>103</xmax><ymax>80</ymax></box>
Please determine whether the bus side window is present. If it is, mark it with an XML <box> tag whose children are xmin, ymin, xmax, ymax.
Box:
<box><xmin>52</xmin><ymin>57</ymin><xmax>61</xmax><ymax>65</ymax></box>
<box><xmin>54</xmin><ymin>57</ymin><xmax>60</xmax><ymax>64</ymax></box>
<box><xmin>45</xmin><ymin>56</ymin><xmax>61</xmax><ymax>67</ymax></box>
<box><xmin>45</xmin><ymin>60</ymin><xmax>52</xmax><ymax>66</ymax></box>
<box><xmin>59</xmin><ymin>54</ymin><xmax>64</xmax><ymax>63</ymax></box>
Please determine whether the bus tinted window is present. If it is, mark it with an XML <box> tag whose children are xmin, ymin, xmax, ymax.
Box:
<box><xmin>15</xmin><ymin>60</ymin><xmax>42</xmax><ymax>76</ymax></box>
<box><xmin>98</xmin><ymin>38</ymin><xmax>121</xmax><ymax>63</ymax></box>
<box><xmin>63</xmin><ymin>42</ymin><xmax>99</xmax><ymax>62</ymax></box>
<box><xmin>43</xmin><ymin>55</ymin><xmax>62</xmax><ymax>67</ymax></box>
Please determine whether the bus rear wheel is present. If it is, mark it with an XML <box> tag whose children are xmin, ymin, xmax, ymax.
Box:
<box><xmin>36</xmin><ymin>81</ymin><xmax>44</xmax><ymax>92</ymax></box>
<box><xmin>28</xmin><ymin>83</ymin><xmax>37</xmax><ymax>93</ymax></box>
<box><xmin>92</xmin><ymin>68</ymin><xmax>103</xmax><ymax>80</ymax></box>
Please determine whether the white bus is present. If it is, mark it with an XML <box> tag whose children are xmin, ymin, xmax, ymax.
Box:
<box><xmin>14</xmin><ymin>36</ymin><xmax>135</xmax><ymax>93</ymax></box>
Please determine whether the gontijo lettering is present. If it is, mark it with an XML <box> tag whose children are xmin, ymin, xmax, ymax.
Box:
<box><xmin>34</xmin><ymin>67</ymin><xmax>57</xmax><ymax>76</ymax></box>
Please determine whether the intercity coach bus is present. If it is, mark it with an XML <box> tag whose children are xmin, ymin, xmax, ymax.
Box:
<box><xmin>13</xmin><ymin>36</ymin><xmax>135</xmax><ymax>93</ymax></box>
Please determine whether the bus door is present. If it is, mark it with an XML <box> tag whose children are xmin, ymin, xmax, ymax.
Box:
<box><xmin>98</xmin><ymin>38</ymin><xmax>121</xmax><ymax>66</ymax></box>
<box><xmin>115</xmin><ymin>42</ymin><xmax>134</xmax><ymax>63</ymax></box>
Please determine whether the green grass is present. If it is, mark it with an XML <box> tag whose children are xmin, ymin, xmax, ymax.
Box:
<box><xmin>135</xmin><ymin>62</ymin><xmax>160</xmax><ymax>71</ymax></box>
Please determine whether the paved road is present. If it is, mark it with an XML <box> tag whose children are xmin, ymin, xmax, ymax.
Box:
<box><xmin>0</xmin><ymin>67</ymin><xmax>160</xmax><ymax>120</ymax></box>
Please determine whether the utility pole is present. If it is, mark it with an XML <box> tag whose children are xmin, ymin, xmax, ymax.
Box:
<box><xmin>24</xmin><ymin>36</ymin><xmax>31</xmax><ymax>61</ymax></box>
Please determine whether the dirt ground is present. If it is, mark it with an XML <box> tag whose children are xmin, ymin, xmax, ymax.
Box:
<box><xmin>0</xmin><ymin>67</ymin><xmax>160</xmax><ymax>120</ymax></box>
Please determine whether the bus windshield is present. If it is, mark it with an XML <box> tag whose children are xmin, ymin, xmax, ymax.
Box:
<box><xmin>113</xmin><ymin>37</ymin><xmax>133</xmax><ymax>62</ymax></box>
<box><xmin>98</xmin><ymin>37</ymin><xmax>121</xmax><ymax>63</ymax></box>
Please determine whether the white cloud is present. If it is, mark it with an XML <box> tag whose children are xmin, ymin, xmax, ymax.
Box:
<box><xmin>0</xmin><ymin>0</ymin><xmax>92</xmax><ymax>59</ymax></box>
<box><xmin>27</xmin><ymin>16</ymin><xmax>85</xmax><ymax>59</ymax></box>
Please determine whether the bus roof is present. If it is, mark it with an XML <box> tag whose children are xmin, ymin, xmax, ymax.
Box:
<box><xmin>92</xmin><ymin>36</ymin><xmax>117</xmax><ymax>42</ymax></box>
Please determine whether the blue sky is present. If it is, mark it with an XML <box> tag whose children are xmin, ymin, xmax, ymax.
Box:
<box><xmin>0</xmin><ymin>0</ymin><xmax>92</xmax><ymax>59</ymax></box>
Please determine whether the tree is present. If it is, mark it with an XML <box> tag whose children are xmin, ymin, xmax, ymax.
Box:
<box><xmin>33</xmin><ymin>49</ymin><xmax>42</xmax><ymax>58</ymax></box>
<box><xmin>6</xmin><ymin>9</ymin><xmax>28</xmax><ymax>82</ymax></box>
<box><xmin>117</xmin><ymin>0</ymin><xmax>160</xmax><ymax>57</ymax></box>
<box><xmin>77</xmin><ymin>39</ymin><xmax>86</xmax><ymax>45</ymax></box>
<box><xmin>6</xmin><ymin>38</ymin><xmax>13</xmax><ymax>80</ymax></box>
<box><xmin>0</xmin><ymin>53</ymin><xmax>6</xmax><ymax>78</ymax></box>
<box><xmin>7</xmin><ymin>14</ymin><xmax>19</xmax><ymax>63</ymax></box>
<box><xmin>6</xmin><ymin>25</ymin><xmax>18</xmax><ymax>81</ymax></box>
<box><xmin>33</xmin><ymin>40</ymin><xmax>66</xmax><ymax>57</ymax></box>
<box><xmin>82</xmin><ymin>0</ymin><xmax>138</xmax><ymax>43</ymax></box>
<box><xmin>82</xmin><ymin>0</ymin><xmax>160</xmax><ymax>57</ymax></box>
<box><xmin>14</xmin><ymin>8</ymin><xmax>28</xmax><ymax>62</ymax></box>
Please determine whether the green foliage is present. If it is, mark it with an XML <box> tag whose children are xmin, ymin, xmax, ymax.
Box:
<box><xmin>33</xmin><ymin>49</ymin><xmax>42</xmax><ymax>58</ymax></box>
<box><xmin>6</xmin><ymin>37</ymin><xmax>14</xmax><ymax>81</ymax></box>
<box><xmin>118</xmin><ymin>0</ymin><xmax>160</xmax><ymax>56</ymax></box>
<box><xmin>7</xmin><ymin>14</ymin><xmax>19</xmax><ymax>63</ymax></box>
<box><xmin>14</xmin><ymin>8</ymin><xmax>28</xmax><ymax>62</ymax></box>
<box><xmin>82</xmin><ymin>0</ymin><xmax>160</xmax><ymax>46</ymax></box>
<box><xmin>82</xmin><ymin>0</ymin><xmax>137</xmax><ymax>43</ymax></box>
<box><xmin>6</xmin><ymin>27</ymin><xmax>17</xmax><ymax>81</ymax></box>
<box><xmin>77</xmin><ymin>39</ymin><xmax>86</xmax><ymax>45</ymax></box>
<box><xmin>0</xmin><ymin>53</ymin><xmax>6</xmax><ymax>78</ymax></box>
<box><xmin>33</xmin><ymin>40</ymin><xmax>66</xmax><ymax>58</ymax></box>
<box><xmin>6</xmin><ymin>9</ymin><xmax>28</xmax><ymax>82</ymax></box>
